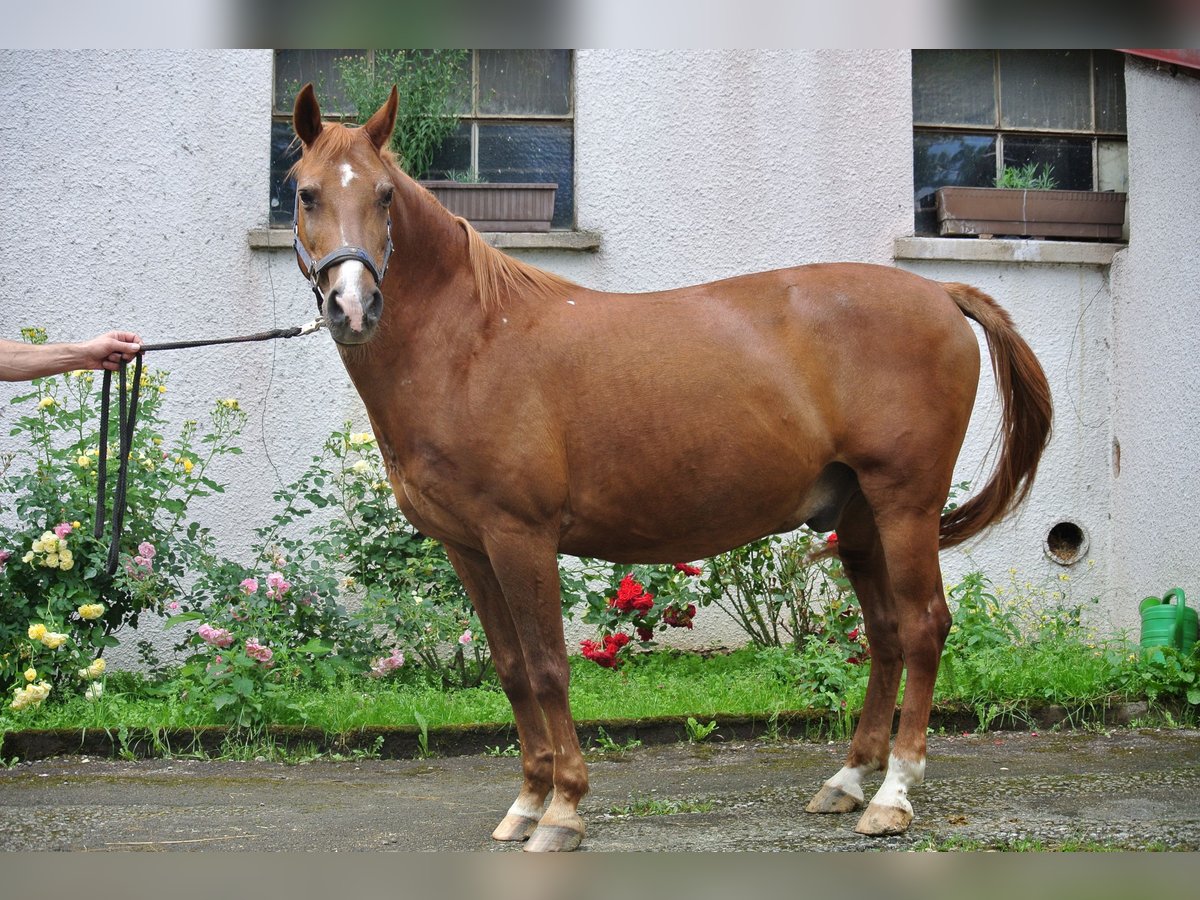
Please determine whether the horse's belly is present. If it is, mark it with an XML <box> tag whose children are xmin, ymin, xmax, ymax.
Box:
<box><xmin>557</xmin><ymin>445</ymin><xmax>847</xmax><ymax>564</ymax></box>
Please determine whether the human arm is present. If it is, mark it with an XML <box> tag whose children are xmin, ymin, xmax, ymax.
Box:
<box><xmin>0</xmin><ymin>331</ymin><xmax>142</xmax><ymax>381</ymax></box>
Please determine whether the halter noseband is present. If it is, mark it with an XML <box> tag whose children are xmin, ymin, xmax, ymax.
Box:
<box><xmin>292</xmin><ymin>191</ymin><xmax>394</xmax><ymax>312</ymax></box>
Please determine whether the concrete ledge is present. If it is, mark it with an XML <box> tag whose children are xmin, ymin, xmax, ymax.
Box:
<box><xmin>0</xmin><ymin>699</ymin><xmax>1167</xmax><ymax>762</ymax></box>
<box><xmin>895</xmin><ymin>235</ymin><xmax>1124</xmax><ymax>266</ymax></box>
<box><xmin>249</xmin><ymin>227</ymin><xmax>601</xmax><ymax>252</ymax></box>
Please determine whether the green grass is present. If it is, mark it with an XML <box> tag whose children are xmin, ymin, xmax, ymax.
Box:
<box><xmin>2</xmin><ymin>636</ymin><xmax>1195</xmax><ymax>744</ymax></box>
<box><xmin>609</xmin><ymin>794</ymin><xmax>716</xmax><ymax>817</ymax></box>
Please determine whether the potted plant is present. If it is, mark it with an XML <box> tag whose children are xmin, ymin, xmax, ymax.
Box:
<box><xmin>337</xmin><ymin>51</ymin><xmax>557</xmax><ymax>233</ymax></box>
<box><xmin>935</xmin><ymin>163</ymin><xmax>1126</xmax><ymax>240</ymax></box>
<box><xmin>421</xmin><ymin>170</ymin><xmax>558</xmax><ymax>234</ymax></box>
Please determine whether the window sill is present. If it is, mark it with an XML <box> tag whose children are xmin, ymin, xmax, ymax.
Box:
<box><xmin>894</xmin><ymin>236</ymin><xmax>1124</xmax><ymax>266</ymax></box>
<box><xmin>248</xmin><ymin>227</ymin><xmax>601</xmax><ymax>252</ymax></box>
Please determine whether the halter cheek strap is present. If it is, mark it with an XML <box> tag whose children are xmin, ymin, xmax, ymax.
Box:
<box><xmin>293</xmin><ymin>192</ymin><xmax>394</xmax><ymax>311</ymax></box>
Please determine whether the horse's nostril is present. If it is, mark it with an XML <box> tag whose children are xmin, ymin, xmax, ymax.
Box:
<box><xmin>326</xmin><ymin>288</ymin><xmax>346</xmax><ymax>323</ymax></box>
<box><xmin>367</xmin><ymin>289</ymin><xmax>384</xmax><ymax>321</ymax></box>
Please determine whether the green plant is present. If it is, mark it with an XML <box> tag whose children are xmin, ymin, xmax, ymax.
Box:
<box><xmin>697</xmin><ymin>530</ymin><xmax>853</xmax><ymax>650</ymax></box>
<box><xmin>443</xmin><ymin>169</ymin><xmax>488</xmax><ymax>184</ymax></box>
<box><xmin>591</xmin><ymin>725</ymin><xmax>642</xmax><ymax>754</ymax></box>
<box><xmin>1</xmin><ymin>328</ymin><xmax>244</xmax><ymax>698</ymax></box>
<box><xmin>335</xmin><ymin>50</ymin><xmax>469</xmax><ymax>179</ymax></box>
<box><xmin>684</xmin><ymin>716</ymin><xmax>718</xmax><ymax>742</ymax></box>
<box><xmin>996</xmin><ymin>162</ymin><xmax>1058</xmax><ymax>190</ymax></box>
<box><xmin>610</xmin><ymin>794</ymin><xmax>715</xmax><ymax>817</ymax></box>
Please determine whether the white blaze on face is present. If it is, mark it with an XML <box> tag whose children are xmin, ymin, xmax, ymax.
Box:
<box><xmin>869</xmin><ymin>753</ymin><xmax>925</xmax><ymax>814</ymax></box>
<box><xmin>340</xmin><ymin>163</ymin><xmax>357</xmax><ymax>188</ymax></box>
<box><xmin>329</xmin><ymin>260</ymin><xmax>371</xmax><ymax>332</ymax></box>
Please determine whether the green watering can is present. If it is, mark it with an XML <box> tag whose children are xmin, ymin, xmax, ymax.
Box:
<box><xmin>1139</xmin><ymin>588</ymin><xmax>1198</xmax><ymax>654</ymax></box>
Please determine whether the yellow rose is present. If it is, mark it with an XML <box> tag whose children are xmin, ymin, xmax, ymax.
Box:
<box><xmin>40</xmin><ymin>632</ymin><xmax>67</xmax><ymax>650</ymax></box>
<box><xmin>27</xmin><ymin>624</ymin><xmax>47</xmax><ymax>641</ymax></box>
<box><xmin>22</xmin><ymin>551</ymin><xmax>35</xmax><ymax>563</ymax></box>
<box><xmin>88</xmin><ymin>659</ymin><xmax>106</xmax><ymax>679</ymax></box>
<box><xmin>38</xmin><ymin>396</ymin><xmax>55</xmax><ymax>409</ymax></box>
<box><xmin>44</xmin><ymin>553</ymin><xmax>59</xmax><ymax>568</ymax></box>
<box><xmin>77</xmin><ymin>454</ymin><xmax>92</xmax><ymax>468</ymax></box>
<box><xmin>183</xmin><ymin>459</ymin><xmax>194</xmax><ymax>474</ymax></box>
<box><xmin>23</xmin><ymin>668</ymin><xmax>36</xmax><ymax>683</ymax></box>
<box><xmin>31</xmin><ymin>539</ymin><xmax>46</xmax><ymax>554</ymax></box>
<box><xmin>77</xmin><ymin>603</ymin><xmax>104</xmax><ymax>620</ymax></box>
<box><xmin>71</xmin><ymin>520</ymin><xmax>81</xmax><ymax>528</ymax></box>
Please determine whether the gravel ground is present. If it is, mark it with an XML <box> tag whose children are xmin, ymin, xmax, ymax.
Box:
<box><xmin>1</xmin><ymin>727</ymin><xmax>1198</xmax><ymax>852</ymax></box>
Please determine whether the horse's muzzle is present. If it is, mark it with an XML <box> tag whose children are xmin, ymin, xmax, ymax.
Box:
<box><xmin>326</xmin><ymin>286</ymin><xmax>384</xmax><ymax>345</ymax></box>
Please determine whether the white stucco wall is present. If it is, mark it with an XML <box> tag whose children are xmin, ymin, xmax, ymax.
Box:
<box><xmin>1</xmin><ymin>49</ymin><xmax>1196</xmax><ymax>655</ymax></box>
<box><xmin>1109</xmin><ymin>59</ymin><xmax>1200</xmax><ymax>635</ymax></box>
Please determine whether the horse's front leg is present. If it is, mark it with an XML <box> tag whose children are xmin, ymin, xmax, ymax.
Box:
<box><xmin>481</xmin><ymin>529</ymin><xmax>588</xmax><ymax>852</ymax></box>
<box><xmin>443</xmin><ymin>543</ymin><xmax>556</xmax><ymax>843</ymax></box>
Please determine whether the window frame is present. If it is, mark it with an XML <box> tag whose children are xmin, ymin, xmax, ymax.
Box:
<box><xmin>268</xmin><ymin>49</ymin><xmax>576</xmax><ymax>230</ymax></box>
<box><xmin>911</xmin><ymin>49</ymin><xmax>1129</xmax><ymax>235</ymax></box>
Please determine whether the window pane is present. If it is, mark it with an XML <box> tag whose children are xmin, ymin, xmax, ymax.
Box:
<box><xmin>269</xmin><ymin>119</ymin><xmax>302</xmax><ymax>226</ymax></box>
<box><xmin>478</xmin><ymin>50</ymin><xmax>571</xmax><ymax>116</ymax></box>
<box><xmin>1098</xmin><ymin>140</ymin><xmax>1128</xmax><ymax>192</ymax></box>
<box><xmin>912</xmin><ymin>50</ymin><xmax>996</xmax><ymax>127</ymax></box>
<box><xmin>478</xmin><ymin>123</ymin><xmax>574</xmax><ymax>228</ymax></box>
<box><xmin>999</xmin><ymin>50</ymin><xmax>1091</xmax><ymax>131</ymax></box>
<box><xmin>425</xmin><ymin>122</ymin><xmax>473</xmax><ymax>180</ymax></box>
<box><xmin>273</xmin><ymin>49</ymin><xmax>363</xmax><ymax>116</ymax></box>
<box><xmin>1093</xmin><ymin>50</ymin><xmax>1127</xmax><ymax>134</ymax></box>
<box><xmin>913</xmin><ymin>132</ymin><xmax>997</xmax><ymax>233</ymax></box>
<box><xmin>1002</xmin><ymin>135</ymin><xmax>1093</xmax><ymax>190</ymax></box>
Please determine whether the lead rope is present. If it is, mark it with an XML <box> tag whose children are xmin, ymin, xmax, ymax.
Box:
<box><xmin>92</xmin><ymin>319</ymin><xmax>323</xmax><ymax>578</ymax></box>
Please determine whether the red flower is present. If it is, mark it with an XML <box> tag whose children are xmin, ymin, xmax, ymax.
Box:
<box><xmin>581</xmin><ymin>632</ymin><xmax>633</xmax><ymax>669</ymax></box>
<box><xmin>826</xmin><ymin>532</ymin><xmax>838</xmax><ymax>544</ymax></box>
<box><xmin>663</xmin><ymin>603</ymin><xmax>697</xmax><ymax>629</ymax></box>
<box><xmin>636</xmin><ymin>625</ymin><xmax>654</xmax><ymax>642</ymax></box>
<box><xmin>612</xmin><ymin>574</ymin><xmax>655</xmax><ymax>614</ymax></box>
<box><xmin>673</xmin><ymin>562</ymin><xmax>702</xmax><ymax>577</ymax></box>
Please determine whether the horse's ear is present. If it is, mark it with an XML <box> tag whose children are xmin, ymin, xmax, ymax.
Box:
<box><xmin>293</xmin><ymin>83</ymin><xmax>324</xmax><ymax>148</ymax></box>
<box><xmin>362</xmin><ymin>85</ymin><xmax>399</xmax><ymax>152</ymax></box>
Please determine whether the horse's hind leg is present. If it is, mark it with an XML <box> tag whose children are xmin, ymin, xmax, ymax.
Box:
<box><xmin>806</xmin><ymin>493</ymin><xmax>902</xmax><ymax>815</ymax></box>
<box><xmin>443</xmin><ymin>543</ymin><xmax>555</xmax><ymax>843</ymax></box>
<box><xmin>851</xmin><ymin>483</ymin><xmax>951</xmax><ymax>836</ymax></box>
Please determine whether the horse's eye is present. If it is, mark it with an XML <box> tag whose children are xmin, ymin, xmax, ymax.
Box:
<box><xmin>379</xmin><ymin>188</ymin><xmax>394</xmax><ymax>208</ymax></box>
<box><xmin>298</xmin><ymin>189</ymin><xmax>316</xmax><ymax>209</ymax></box>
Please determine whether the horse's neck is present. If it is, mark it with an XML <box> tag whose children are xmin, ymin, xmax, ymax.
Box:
<box><xmin>338</xmin><ymin>176</ymin><xmax>483</xmax><ymax>394</ymax></box>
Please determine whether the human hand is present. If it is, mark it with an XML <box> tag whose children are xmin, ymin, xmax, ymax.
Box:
<box><xmin>77</xmin><ymin>331</ymin><xmax>142</xmax><ymax>371</ymax></box>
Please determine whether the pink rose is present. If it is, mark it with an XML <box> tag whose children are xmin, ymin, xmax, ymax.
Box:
<box><xmin>245</xmin><ymin>638</ymin><xmax>274</xmax><ymax>664</ymax></box>
<box><xmin>458</xmin><ymin>629</ymin><xmax>474</xmax><ymax>646</ymax></box>
<box><xmin>54</xmin><ymin>522</ymin><xmax>73</xmax><ymax>539</ymax></box>
<box><xmin>239</xmin><ymin>577</ymin><xmax>259</xmax><ymax>595</ymax></box>
<box><xmin>138</xmin><ymin>541</ymin><xmax>156</xmax><ymax>559</ymax></box>
<box><xmin>197</xmin><ymin>623</ymin><xmax>234</xmax><ymax>649</ymax></box>
<box><xmin>265</xmin><ymin>571</ymin><xmax>291</xmax><ymax>599</ymax></box>
<box><xmin>369</xmin><ymin>648</ymin><xmax>405</xmax><ymax>677</ymax></box>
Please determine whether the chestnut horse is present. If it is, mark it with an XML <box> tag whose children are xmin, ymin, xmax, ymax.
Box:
<box><xmin>290</xmin><ymin>85</ymin><xmax>1052</xmax><ymax>851</ymax></box>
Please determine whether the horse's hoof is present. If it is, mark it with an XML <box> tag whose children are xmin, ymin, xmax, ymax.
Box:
<box><xmin>853</xmin><ymin>802</ymin><xmax>913</xmax><ymax>836</ymax></box>
<box><xmin>492</xmin><ymin>813</ymin><xmax>539</xmax><ymax>842</ymax></box>
<box><xmin>524</xmin><ymin>823</ymin><xmax>585</xmax><ymax>853</ymax></box>
<box><xmin>805</xmin><ymin>783</ymin><xmax>864</xmax><ymax>814</ymax></box>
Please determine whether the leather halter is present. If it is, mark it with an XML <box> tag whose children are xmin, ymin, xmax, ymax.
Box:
<box><xmin>292</xmin><ymin>191</ymin><xmax>394</xmax><ymax>311</ymax></box>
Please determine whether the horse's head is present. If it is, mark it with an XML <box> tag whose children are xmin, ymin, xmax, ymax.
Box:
<box><xmin>291</xmin><ymin>84</ymin><xmax>398</xmax><ymax>345</ymax></box>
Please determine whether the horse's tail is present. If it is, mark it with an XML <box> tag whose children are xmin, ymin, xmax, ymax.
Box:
<box><xmin>938</xmin><ymin>282</ymin><xmax>1053</xmax><ymax>550</ymax></box>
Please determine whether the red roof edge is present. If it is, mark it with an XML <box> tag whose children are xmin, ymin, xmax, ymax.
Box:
<box><xmin>1119</xmin><ymin>49</ymin><xmax>1200</xmax><ymax>72</ymax></box>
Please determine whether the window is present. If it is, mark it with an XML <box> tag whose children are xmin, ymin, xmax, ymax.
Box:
<box><xmin>912</xmin><ymin>50</ymin><xmax>1127</xmax><ymax>234</ymax></box>
<box><xmin>269</xmin><ymin>50</ymin><xmax>575</xmax><ymax>229</ymax></box>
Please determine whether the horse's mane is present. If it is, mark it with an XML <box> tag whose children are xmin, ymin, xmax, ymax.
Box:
<box><xmin>454</xmin><ymin>214</ymin><xmax>577</xmax><ymax>312</ymax></box>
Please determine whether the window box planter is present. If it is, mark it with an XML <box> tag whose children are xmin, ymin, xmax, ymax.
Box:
<box><xmin>422</xmin><ymin>182</ymin><xmax>558</xmax><ymax>232</ymax></box>
<box><xmin>935</xmin><ymin>187</ymin><xmax>1127</xmax><ymax>241</ymax></box>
